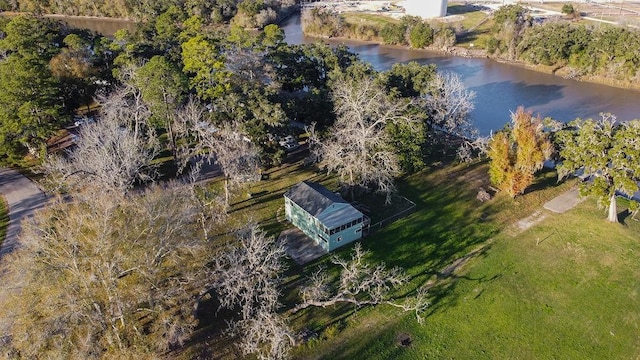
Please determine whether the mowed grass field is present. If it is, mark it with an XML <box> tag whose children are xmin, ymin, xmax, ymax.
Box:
<box><xmin>280</xmin><ymin>161</ymin><xmax>640</xmax><ymax>359</ymax></box>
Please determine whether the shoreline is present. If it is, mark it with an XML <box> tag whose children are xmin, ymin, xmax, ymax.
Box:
<box><xmin>304</xmin><ymin>31</ymin><xmax>640</xmax><ymax>93</ymax></box>
<box><xmin>0</xmin><ymin>11</ymin><xmax>136</xmax><ymax>22</ymax></box>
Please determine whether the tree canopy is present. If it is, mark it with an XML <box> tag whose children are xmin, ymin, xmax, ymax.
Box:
<box><xmin>556</xmin><ymin>116</ymin><xmax>640</xmax><ymax>222</ymax></box>
<box><xmin>312</xmin><ymin>72</ymin><xmax>417</xmax><ymax>202</ymax></box>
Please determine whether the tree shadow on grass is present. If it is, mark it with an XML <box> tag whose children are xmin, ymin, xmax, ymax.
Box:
<box><xmin>171</xmin><ymin>291</ymin><xmax>242</xmax><ymax>360</ymax></box>
<box><xmin>524</xmin><ymin>168</ymin><xmax>562</xmax><ymax>194</ymax></box>
<box><xmin>364</xmin><ymin>162</ymin><xmax>498</xmax><ymax>272</ymax></box>
<box><xmin>0</xmin><ymin>198</ymin><xmax>9</xmax><ymax>247</ymax></box>
<box><xmin>448</xmin><ymin>4</ymin><xmax>481</xmax><ymax>15</ymax></box>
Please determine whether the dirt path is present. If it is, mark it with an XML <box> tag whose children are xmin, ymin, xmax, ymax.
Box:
<box><xmin>0</xmin><ymin>168</ymin><xmax>47</xmax><ymax>259</ymax></box>
<box><xmin>543</xmin><ymin>187</ymin><xmax>584</xmax><ymax>214</ymax></box>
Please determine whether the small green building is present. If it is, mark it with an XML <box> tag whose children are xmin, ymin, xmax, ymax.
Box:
<box><xmin>284</xmin><ymin>181</ymin><xmax>369</xmax><ymax>252</ymax></box>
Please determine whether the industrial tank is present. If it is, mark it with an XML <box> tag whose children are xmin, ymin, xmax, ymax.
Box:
<box><xmin>400</xmin><ymin>0</ymin><xmax>448</xmax><ymax>18</ymax></box>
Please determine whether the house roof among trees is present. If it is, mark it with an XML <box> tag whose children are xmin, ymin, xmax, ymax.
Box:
<box><xmin>285</xmin><ymin>181</ymin><xmax>363</xmax><ymax>228</ymax></box>
<box><xmin>285</xmin><ymin>181</ymin><xmax>346</xmax><ymax>216</ymax></box>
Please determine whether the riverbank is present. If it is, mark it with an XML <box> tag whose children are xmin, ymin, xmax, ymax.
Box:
<box><xmin>303</xmin><ymin>29</ymin><xmax>640</xmax><ymax>92</ymax></box>
<box><xmin>498</xmin><ymin>59</ymin><xmax>640</xmax><ymax>93</ymax></box>
<box><xmin>1</xmin><ymin>11</ymin><xmax>135</xmax><ymax>22</ymax></box>
<box><xmin>0</xmin><ymin>12</ymin><xmax>137</xmax><ymax>36</ymax></box>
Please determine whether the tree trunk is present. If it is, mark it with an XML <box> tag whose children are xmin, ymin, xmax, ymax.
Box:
<box><xmin>607</xmin><ymin>194</ymin><xmax>618</xmax><ymax>223</ymax></box>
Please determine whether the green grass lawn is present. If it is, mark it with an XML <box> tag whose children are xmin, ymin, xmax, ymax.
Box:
<box><xmin>0</xmin><ymin>196</ymin><xmax>8</xmax><ymax>248</ymax></box>
<box><xmin>334</xmin><ymin>5</ymin><xmax>494</xmax><ymax>48</ymax></box>
<box><xmin>227</xmin><ymin>158</ymin><xmax>337</xmax><ymax>237</ymax></box>
<box><xmin>342</xmin><ymin>13</ymin><xmax>398</xmax><ymax>28</ymax></box>
<box><xmin>286</xmin><ymin>162</ymin><xmax>640</xmax><ymax>359</ymax></box>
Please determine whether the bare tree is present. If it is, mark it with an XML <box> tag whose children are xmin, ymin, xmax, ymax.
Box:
<box><xmin>312</xmin><ymin>76</ymin><xmax>416</xmax><ymax>203</ymax></box>
<box><xmin>292</xmin><ymin>243</ymin><xmax>429</xmax><ymax>323</ymax></box>
<box><xmin>174</xmin><ymin>98</ymin><xmax>261</xmax><ymax>206</ymax></box>
<box><xmin>101</xmin><ymin>66</ymin><xmax>153</xmax><ymax>143</ymax></box>
<box><xmin>211</xmin><ymin>228</ymin><xmax>430</xmax><ymax>359</ymax></box>
<box><xmin>456</xmin><ymin>135</ymin><xmax>490</xmax><ymax>163</ymax></box>
<box><xmin>423</xmin><ymin>71</ymin><xmax>477</xmax><ymax>139</ymax></box>
<box><xmin>44</xmin><ymin>104</ymin><xmax>159</xmax><ymax>194</ymax></box>
<box><xmin>213</xmin><ymin>126</ymin><xmax>261</xmax><ymax>206</ymax></box>
<box><xmin>214</xmin><ymin>224</ymin><xmax>285</xmax><ymax>319</ymax></box>
<box><xmin>226</xmin><ymin>47</ymin><xmax>275</xmax><ymax>87</ymax></box>
<box><xmin>213</xmin><ymin>224</ymin><xmax>294</xmax><ymax>359</ymax></box>
<box><xmin>229</xmin><ymin>308</ymin><xmax>295</xmax><ymax>360</ymax></box>
<box><xmin>0</xmin><ymin>183</ymin><xmax>216</xmax><ymax>358</ymax></box>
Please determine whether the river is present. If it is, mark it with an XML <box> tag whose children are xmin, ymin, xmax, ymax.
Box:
<box><xmin>280</xmin><ymin>14</ymin><xmax>640</xmax><ymax>134</ymax></box>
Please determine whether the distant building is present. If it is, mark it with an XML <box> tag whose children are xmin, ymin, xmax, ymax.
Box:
<box><xmin>399</xmin><ymin>0</ymin><xmax>448</xmax><ymax>18</ymax></box>
<box><xmin>284</xmin><ymin>181</ymin><xmax>369</xmax><ymax>252</ymax></box>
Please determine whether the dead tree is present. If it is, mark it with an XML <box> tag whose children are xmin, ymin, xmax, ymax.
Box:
<box><xmin>44</xmin><ymin>96</ymin><xmax>159</xmax><ymax>194</ymax></box>
<box><xmin>292</xmin><ymin>243</ymin><xmax>429</xmax><ymax>323</ymax></box>
<box><xmin>0</xmin><ymin>183</ymin><xmax>216</xmax><ymax>358</ymax></box>
<box><xmin>213</xmin><ymin>224</ymin><xmax>294</xmax><ymax>359</ymax></box>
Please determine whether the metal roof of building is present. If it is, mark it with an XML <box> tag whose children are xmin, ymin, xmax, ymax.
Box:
<box><xmin>284</xmin><ymin>181</ymin><xmax>363</xmax><ymax>228</ymax></box>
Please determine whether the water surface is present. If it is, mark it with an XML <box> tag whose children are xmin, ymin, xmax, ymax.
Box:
<box><xmin>281</xmin><ymin>14</ymin><xmax>640</xmax><ymax>134</ymax></box>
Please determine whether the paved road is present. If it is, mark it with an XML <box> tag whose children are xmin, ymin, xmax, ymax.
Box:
<box><xmin>0</xmin><ymin>168</ymin><xmax>47</xmax><ymax>258</ymax></box>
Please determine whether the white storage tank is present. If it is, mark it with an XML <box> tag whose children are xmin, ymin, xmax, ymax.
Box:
<box><xmin>400</xmin><ymin>0</ymin><xmax>448</xmax><ymax>18</ymax></box>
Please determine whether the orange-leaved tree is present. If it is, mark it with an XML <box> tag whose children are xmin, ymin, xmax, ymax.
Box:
<box><xmin>488</xmin><ymin>107</ymin><xmax>553</xmax><ymax>197</ymax></box>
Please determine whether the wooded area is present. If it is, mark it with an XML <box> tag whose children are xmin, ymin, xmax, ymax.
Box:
<box><xmin>0</xmin><ymin>11</ymin><xmax>469</xmax><ymax>359</ymax></box>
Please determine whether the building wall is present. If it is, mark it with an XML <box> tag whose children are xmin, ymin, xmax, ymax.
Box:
<box><xmin>327</xmin><ymin>219</ymin><xmax>365</xmax><ymax>251</ymax></box>
<box><xmin>401</xmin><ymin>0</ymin><xmax>448</xmax><ymax>18</ymax></box>
<box><xmin>285</xmin><ymin>199</ymin><xmax>329</xmax><ymax>250</ymax></box>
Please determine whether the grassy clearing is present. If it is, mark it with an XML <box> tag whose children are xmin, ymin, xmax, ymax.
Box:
<box><xmin>287</xmin><ymin>162</ymin><xmax>640</xmax><ymax>359</ymax></box>
<box><xmin>338</xmin><ymin>6</ymin><xmax>495</xmax><ymax>47</ymax></box>
<box><xmin>447</xmin><ymin>4</ymin><xmax>494</xmax><ymax>46</ymax></box>
<box><xmin>342</xmin><ymin>13</ymin><xmax>398</xmax><ymax>27</ymax></box>
<box><xmin>0</xmin><ymin>196</ymin><xmax>8</xmax><ymax>247</ymax></box>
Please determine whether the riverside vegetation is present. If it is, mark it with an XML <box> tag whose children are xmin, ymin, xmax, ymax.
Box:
<box><xmin>301</xmin><ymin>3</ymin><xmax>640</xmax><ymax>89</ymax></box>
